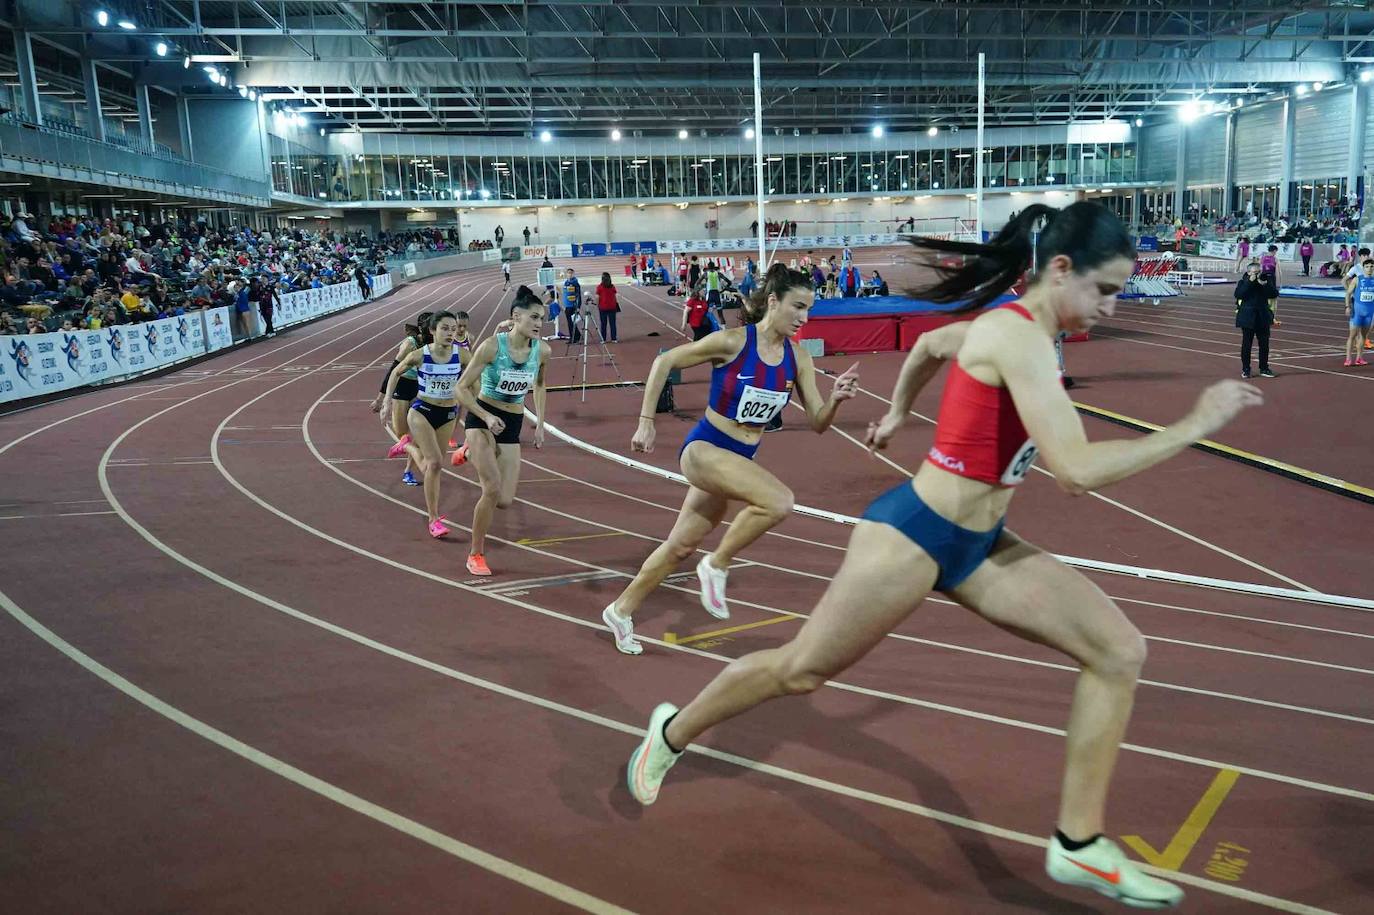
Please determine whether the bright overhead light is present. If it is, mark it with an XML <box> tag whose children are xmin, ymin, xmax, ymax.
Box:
<box><xmin>1134</xmin><ymin>118</ymin><xmax>1144</xmax><ymax>127</ymax></box>
<box><xmin>183</xmin><ymin>55</ymin><xmax>191</xmax><ymax>69</ymax></box>
<box><xmin>1295</xmin><ymin>83</ymin><xmax>1308</xmax><ymax>97</ymax></box>
<box><xmin>871</xmin><ymin>125</ymin><xmax>884</xmax><ymax>138</ymax></box>
<box><xmin>927</xmin><ymin>126</ymin><xmax>938</xmax><ymax>137</ymax></box>
<box><xmin>1178</xmin><ymin>99</ymin><xmax>1204</xmax><ymax>123</ymax></box>
<box><xmin>319</xmin><ymin>127</ymin><xmax>325</xmax><ymax>137</ymax></box>
<box><xmin>744</xmin><ymin>127</ymin><xmax>754</xmax><ymax>139</ymax></box>
<box><xmin>1312</xmin><ymin>82</ymin><xmax>1324</xmax><ymax>92</ymax></box>
<box><xmin>237</xmin><ymin>85</ymin><xmax>247</xmax><ymax>97</ymax></box>
<box><xmin>677</xmin><ymin>128</ymin><xmax>689</xmax><ymax>139</ymax></box>
<box><xmin>117</xmin><ymin>19</ymin><xmax>136</xmax><ymax>30</ymax></box>
<box><xmin>610</xmin><ymin>128</ymin><xmax>621</xmax><ymax>141</ymax></box>
<box><xmin>154</xmin><ymin>42</ymin><xmax>167</xmax><ymax>56</ymax></box>
<box><xmin>539</xmin><ymin>129</ymin><xmax>552</xmax><ymax>142</ymax></box>
<box><xmin>96</xmin><ymin>10</ymin><xmax>110</xmax><ymax>26</ymax></box>
<box><xmin>1363</xmin><ymin>70</ymin><xmax>1374</xmax><ymax>83</ymax></box>
<box><xmin>248</xmin><ymin>89</ymin><xmax>257</xmax><ymax>101</ymax></box>
<box><xmin>203</xmin><ymin>65</ymin><xmax>218</xmax><ymax>74</ymax></box>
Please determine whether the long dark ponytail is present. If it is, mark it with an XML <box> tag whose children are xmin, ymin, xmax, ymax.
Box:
<box><xmin>405</xmin><ymin>310</ymin><xmax>433</xmax><ymax>340</ymax></box>
<box><xmin>904</xmin><ymin>202</ymin><xmax>1134</xmax><ymax>312</ymax></box>
<box><xmin>744</xmin><ymin>262</ymin><xmax>814</xmax><ymax>324</ymax></box>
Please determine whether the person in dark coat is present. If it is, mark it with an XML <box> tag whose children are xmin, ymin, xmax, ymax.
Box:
<box><xmin>1234</xmin><ymin>261</ymin><xmax>1276</xmax><ymax>378</ymax></box>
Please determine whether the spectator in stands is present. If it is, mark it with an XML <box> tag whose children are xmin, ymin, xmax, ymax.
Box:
<box><xmin>0</xmin><ymin>311</ymin><xmax>18</xmax><ymax>334</ymax></box>
<box><xmin>0</xmin><ymin>274</ymin><xmax>30</xmax><ymax>307</ymax></box>
<box><xmin>595</xmin><ymin>272</ymin><xmax>620</xmax><ymax>343</ymax></box>
<box><xmin>120</xmin><ymin>285</ymin><xmax>148</xmax><ymax>318</ymax></box>
<box><xmin>523</xmin><ymin>226</ymin><xmax>531</xmax><ymax>245</ymax></box>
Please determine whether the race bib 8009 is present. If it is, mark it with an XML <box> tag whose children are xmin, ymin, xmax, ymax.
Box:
<box><xmin>734</xmin><ymin>384</ymin><xmax>789</xmax><ymax>424</ymax></box>
<box><xmin>496</xmin><ymin>368</ymin><xmax>535</xmax><ymax>398</ymax></box>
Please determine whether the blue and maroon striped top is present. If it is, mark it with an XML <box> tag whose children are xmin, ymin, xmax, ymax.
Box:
<box><xmin>707</xmin><ymin>324</ymin><xmax>798</xmax><ymax>426</ymax></box>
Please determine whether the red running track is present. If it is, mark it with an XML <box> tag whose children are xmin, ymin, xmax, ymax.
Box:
<box><xmin>1</xmin><ymin>256</ymin><xmax>1370</xmax><ymax>913</ymax></box>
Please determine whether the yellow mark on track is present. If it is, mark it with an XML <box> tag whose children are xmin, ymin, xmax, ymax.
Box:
<box><xmin>1121</xmin><ymin>768</ymin><xmax>1240</xmax><ymax>871</ymax></box>
<box><xmin>664</xmin><ymin>614</ymin><xmax>797</xmax><ymax>646</ymax></box>
<box><xmin>514</xmin><ymin>532</ymin><xmax>626</xmax><ymax>547</ymax></box>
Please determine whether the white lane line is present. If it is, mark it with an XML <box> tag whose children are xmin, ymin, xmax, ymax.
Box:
<box><xmin>0</xmin><ymin>587</ymin><xmax>633</xmax><ymax>915</ymax></box>
<box><xmin>1093</xmin><ymin>328</ymin><xmax>1372</xmax><ymax>382</ymax></box>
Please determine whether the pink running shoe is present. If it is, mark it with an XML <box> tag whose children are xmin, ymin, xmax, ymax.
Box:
<box><xmin>1357</xmin><ymin>358</ymin><xmax>1369</xmax><ymax>366</ymax></box>
<box><xmin>450</xmin><ymin>444</ymin><xmax>469</xmax><ymax>467</ymax></box>
<box><xmin>387</xmin><ymin>433</ymin><xmax>412</xmax><ymax>459</ymax></box>
<box><xmin>1345</xmin><ymin>358</ymin><xmax>1355</xmax><ymax>367</ymax></box>
<box><xmin>428</xmin><ymin>518</ymin><xmax>449</xmax><ymax>539</ymax></box>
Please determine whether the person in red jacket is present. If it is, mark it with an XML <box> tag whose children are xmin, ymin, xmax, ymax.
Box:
<box><xmin>595</xmin><ymin>271</ymin><xmax>621</xmax><ymax>342</ymax></box>
<box><xmin>681</xmin><ymin>289</ymin><xmax>712</xmax><ymax>341</ymax></box>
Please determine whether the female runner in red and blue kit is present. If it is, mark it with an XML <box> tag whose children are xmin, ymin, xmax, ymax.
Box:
<box><xmin>601</xmin><ymin>263</ymin><xmax>860</xmax><ymax>654</ymax></box>
<box><xmin>622</xmin><ymin>203</ymin><xmax>1264</xmax><ymax>910</ymax></box>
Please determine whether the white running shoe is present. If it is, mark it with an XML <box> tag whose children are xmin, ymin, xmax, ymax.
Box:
<box><xmin>602</xmin><ymin>603</ymin><xmax>643</xmax><ymax>656</ymax></box>
<box><xmin>696</xmin><ymin>555</ymin><xmax>730</xmax><ymax>620</ymax></box>
<box><xmin>626</xmin><ymin>702</ymin><xmax>683</xmax><ymax>805</ymax></box>
<box><xmin>1046</xmin><ymin>834</ymin><xmax>1184</xmax><ymax>909</ymax></box>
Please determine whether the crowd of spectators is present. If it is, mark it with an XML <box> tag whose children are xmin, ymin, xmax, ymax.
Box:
<box><xmin>1140</xmin><ymin>204</ymin><xmax>1363</xmax><ymax>244</ymax></box>
<box><xmin>0</xmin><ymin>213</ymin><xmax>388</xmax><ymax>335</ymax></box>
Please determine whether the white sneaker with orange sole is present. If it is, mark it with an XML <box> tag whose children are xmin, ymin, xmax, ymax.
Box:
<box><xmin>1045</xmin><ymin>834</ymin><xmax>1183</xmax><ymax>909</ymax></box>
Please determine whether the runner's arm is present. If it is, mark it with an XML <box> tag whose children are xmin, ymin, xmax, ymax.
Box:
<box><xmin>791</xmin><ymin>348</ymin><xmax>859</xmax><ymax>433</ymax></box>
<box><xmin>454</xmin><ymin>338</ymin><xmax>499</xmax><ymax>423</ymax></box>
<box><xmin>635</xmin><ymin>329</ymin><xmax>742</xmax><ymax>423</ymax></box>
<box><xmin>999</xmin><ymin>330</ymin><xmax>1261</xmax><ymax>495</ymax></box>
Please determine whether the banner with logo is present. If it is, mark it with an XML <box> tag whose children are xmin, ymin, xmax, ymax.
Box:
<box><xmin>655</xmin><ymin>234</ymin><xmax>900</xmax><ymax>254</ymax></box>
<box><xmin>1199</xmin><ymin>239</ymin><xmax>1300</xmax><ymax>261</ymax></box>
<box><xmin>521</xmin><ymin>244</ymin><xmax>573</xmax><ymax>259</ymax></box>
<box><xmin>203</xmin><ymin>307</ymin><xmax>234</xmax><ymax>352</ymax></box>
<box><xmin>482</xmin><ymin>249</ymin><xmax>502</xmax><ymax>263</ymax></box>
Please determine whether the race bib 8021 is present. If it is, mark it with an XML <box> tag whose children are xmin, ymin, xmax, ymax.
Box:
<box><xmin>735</xmin><ymin>384</ymin><xmax>789</xmax><ymax>424</ymax></box>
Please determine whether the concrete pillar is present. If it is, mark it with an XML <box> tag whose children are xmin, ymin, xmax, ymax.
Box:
<box><xmin>12</xmin><ymin>30</ymin><xmax>42</xmax><ymax>125</ymax></box>
<box><xmin>175</xmin><ymin>95</ymin><xmax>193</xmax><ymax>160</ymax></box>
<box><xmin>135</xmin><ymin>84</ymin><xmax>153</xmax><ymax>147</ymax></box>
<box><xmin>80</xmin><ymin>56</ymin><xmax>104</xmax><ymax>142</ymax></box>
<box><xmin>1348</xmin><ymin>85</ymin><xmax>1367</xmax><ymax>207</ymax></box>
<box><xmin>1173</xmin><ymin>121</ymin><xmax>1188</xmax><ymax>220</ymax></box>
<box><xmin>1221</xmin><ymin>111</ymin><xmax>1236</xmax><ymax>214</ymax></box>
<box><xmin>1277</xmin><ymin>97</ymin><xmax>1295</xmax><ymax>216</ymax></box>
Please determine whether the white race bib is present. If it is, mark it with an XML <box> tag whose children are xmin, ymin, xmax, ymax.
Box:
<box><xmin>496</xmin><ymin>368</ymin><xmax>535</xmax><ymax>398</ymax></box>
<box><xmin>735</xmin><ymin>384</ymin><xmax>789</xmax><ymax>424</ymax></box>
<box><xmin>427</xmin><ymin>375</ymin><xmax>458</xmax><ymax>398</ymax></box>
<box><xmin>1360</xmin><ymin>289</ymin><xmax>1374</xmax><ymax>303</ymax></box>
<box><xmin>1000</xmin><ymin>439</ymin><xmax>1039</xmax><ymax>485</ymax></box>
